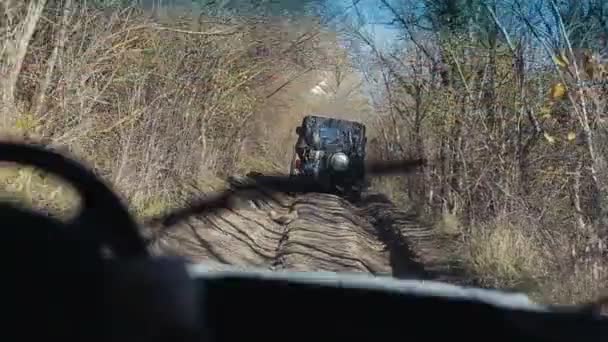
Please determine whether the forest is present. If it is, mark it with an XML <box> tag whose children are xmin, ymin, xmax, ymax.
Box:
<box><xmin>1</xmin><ymin>0</ymin><xmax>606</xmax><ymax>304</ymax></box>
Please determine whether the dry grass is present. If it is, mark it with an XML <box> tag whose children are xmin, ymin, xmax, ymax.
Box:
<box><xmin>464</xmin><ymin>216</ymin><xmax>547</xmax><ymax>292</ymax></box>
<box><xmin>0</xmin><ymin>164</ymin><xmax>80</xmax><ymax>218</ymax></box>
<box><xmin>436</xmin><ymin>209</ymin><xmax>607</xmax><ymax>304</ymax></box>
<box><xmin>369</xmin><ymin>176</ymin><xmax>411</xmax><ymax>207</ymax></box>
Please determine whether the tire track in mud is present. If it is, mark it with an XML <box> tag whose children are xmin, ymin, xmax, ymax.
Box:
<box><xmin>272</xmin><ymin>193</ymin><xmax>390</xmax><ymax>274</ymax></box>
<box><xmin>146</xmin><ymin>177</ymin><xmax>468</xmax><ymax>284</ymax></box>
<box><xmin>357</xmin><ymin>193</ymin><xmax>471</xmax><ymax>285</ymax></box>
<box><xmin>147</xmin><ymin>186</ymin><xmax>290</xmax><ymax>269</ymax></box>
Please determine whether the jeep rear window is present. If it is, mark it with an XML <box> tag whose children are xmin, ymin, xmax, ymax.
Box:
<box><xmin>319</xmin><ymin>126</ymin><xmax>340</xmax><ymax>145</ymax></box>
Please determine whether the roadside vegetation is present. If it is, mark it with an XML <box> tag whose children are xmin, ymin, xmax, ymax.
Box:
<box><xmin>351</xmin><ymin>0</ymin><xmax>608</xmax><ymax>304</ymax></box>
<box><xmin>0</xmin><ymin>0</ymin><xmax>364</xmax><ymax>217</ymax></box>
<box><xmin>1</xmin><ymin>0</ymin><xmax>606</xmax><ymax>305</ymax></box>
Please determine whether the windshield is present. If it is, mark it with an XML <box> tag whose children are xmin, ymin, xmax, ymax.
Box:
<box><xmin>8</xmin><ymin>0</ymin><xmax>607</xmax><ymax>312</ymax></box>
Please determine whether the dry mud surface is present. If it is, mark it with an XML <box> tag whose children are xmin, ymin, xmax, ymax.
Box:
<box><xmin>146</xmin><ymin>177</ymin><xmax>469</xmax><ymax>284</ymax></box>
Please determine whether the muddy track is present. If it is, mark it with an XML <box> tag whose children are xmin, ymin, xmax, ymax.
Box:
<box><xmin>146</xmin><ymin>177</ymin><xmax>469</xmax><ymax>284</ymax></box>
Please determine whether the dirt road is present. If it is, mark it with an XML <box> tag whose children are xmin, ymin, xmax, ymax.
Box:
<box><xmin>146</xmin><ymin>176</ymin><xmax>469</xmax><ymax>285</ymax></box>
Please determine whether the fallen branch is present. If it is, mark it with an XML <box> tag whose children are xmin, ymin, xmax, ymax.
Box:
<box><xmin>149</xmin><ymin>24</ymin><xmax>242</xmax><ymax>36</ymax></box>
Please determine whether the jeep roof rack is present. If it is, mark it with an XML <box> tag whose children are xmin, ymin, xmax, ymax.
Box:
<box><xmin>303</xmin><ymin>114</ymin><xmax>365</xmax><ymax>126</ymax></box>
<box><xmin>300</xmin><ymin>115</ymin><xmax>366</xmax><ymax>133</ymax></box>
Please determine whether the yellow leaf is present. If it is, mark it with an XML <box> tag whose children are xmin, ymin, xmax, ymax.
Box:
<box><xmin>544</xmin><ymin>132</ymin><xmax>556</xmax><ymax>144</ymax></box>
<box><xmin>567</xmin><ymin>132</ymin><xmax>576</xmax><ymax>141</ymax></box>
<box><xmin>540</xmin><ymin>106</ymin><xmax>552</xmax><ymax>119</ymax></box>
<box><xmin>553</xmin><ymin>53</ymin><xmax>569</xmax><ymax>68</ymax></box>
<box><xmin>550</xmin><ymin>82</ymin><xmax>567</xmax><ymax>100</ymax></box>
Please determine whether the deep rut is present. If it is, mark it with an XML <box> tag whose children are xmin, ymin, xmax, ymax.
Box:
<box><xmin>146</xmin><ymin>177</ymin><xmax>467</xmax><ymax>283</ymax></box>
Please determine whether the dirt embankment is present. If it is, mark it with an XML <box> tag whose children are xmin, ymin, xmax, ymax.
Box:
<box><xmin>146</xmin><ymin>176</ymin><xmax>469</xmax><ymax>284</ymax></box>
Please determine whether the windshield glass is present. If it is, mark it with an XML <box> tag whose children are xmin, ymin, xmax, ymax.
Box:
<box><xmin>12</xmin><ymin>0</ymin><xmax>607</xmax><ymax>311</ymax></box>
<box><xmin>318</xmin><ymin>126</ymin><xmax>341</xmax><ymax>146</ymax></box>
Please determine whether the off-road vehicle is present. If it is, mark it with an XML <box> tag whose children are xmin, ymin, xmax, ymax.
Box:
<box><xmin>289</xmin><ymin>115</ymin><xmax>368</xmax><ymax>199</ymax></box>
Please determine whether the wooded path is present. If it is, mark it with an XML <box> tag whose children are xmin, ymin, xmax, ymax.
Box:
<box><xmin>146</xmin><ymin>176</ymin><xmax>469</xmax><ymax>284</ymax></box>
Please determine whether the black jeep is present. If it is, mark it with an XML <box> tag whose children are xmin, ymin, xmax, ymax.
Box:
<box><xmin>289</xmin><ymin>115</ymin><xmax>368</xmax><ymax>199</ymax></box>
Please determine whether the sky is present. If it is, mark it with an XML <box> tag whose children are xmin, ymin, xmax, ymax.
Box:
<box><xmin>331</xmin><ymin>0</ymin><xmax>401</xmax><ymax>46</ymax></box>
